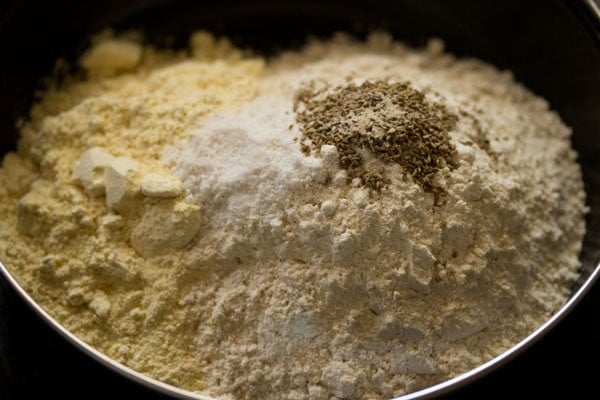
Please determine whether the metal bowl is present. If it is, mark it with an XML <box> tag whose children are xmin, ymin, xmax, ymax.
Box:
<box><xmin>1</xmin><ymin>0</ymin><xmax>599</xmax><ymax>399</ymax></box>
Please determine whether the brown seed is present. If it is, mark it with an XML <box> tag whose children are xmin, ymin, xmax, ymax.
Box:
<box><xmin>295</xmin><ymin>80</ymin><xmax>458</xmax><ymax>193</ymax></box>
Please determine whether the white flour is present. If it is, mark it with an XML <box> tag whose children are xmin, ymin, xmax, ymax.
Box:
<box><xmin>164</xmin><ymin>35</ymin><xmax>586</xmax><ymax>399</ymax></box>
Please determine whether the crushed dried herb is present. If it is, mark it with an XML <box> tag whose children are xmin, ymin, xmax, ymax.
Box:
<box><xmin>294</xmin><ymin>80</ymin><xmax>458</xmax><ymax>192</ymax></box>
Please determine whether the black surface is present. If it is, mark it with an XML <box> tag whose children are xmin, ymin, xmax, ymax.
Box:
<box><xmin>1</xmin><ymin>0</ymin><xmax>600</xmax><ymax>399</ymax></box>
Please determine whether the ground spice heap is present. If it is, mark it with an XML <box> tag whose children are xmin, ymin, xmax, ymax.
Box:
<box><xmin>294</xmin><ymin>81</ymin><xmax>458</xmax><ymax>191</ymax></box>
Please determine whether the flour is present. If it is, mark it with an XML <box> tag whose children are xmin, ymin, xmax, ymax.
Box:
<box><xmin>0</xmin><ymin>31</ymin><xmax>264</xmax><ymax>390</ymax></box>
<box><xmin>0</xmin><ymin>32</ymin><xmax>587</xmax><ymax>400</ymax></box>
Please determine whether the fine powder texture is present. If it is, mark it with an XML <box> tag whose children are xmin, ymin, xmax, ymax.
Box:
<box><xmin>0</xmin><ymin>32</ymin><xmax>587</xmax><ymax>400</ymax></box>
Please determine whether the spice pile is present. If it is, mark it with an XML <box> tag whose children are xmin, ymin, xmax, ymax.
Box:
<box><xmin>295</xmin><ymin>81</ymin><xmax>458</xmax><ymax>192</ymax></box>
<box><xmin>0</xmin><ymin>32</ymin><xmax>587</xmax><ymax>400</ymax></box>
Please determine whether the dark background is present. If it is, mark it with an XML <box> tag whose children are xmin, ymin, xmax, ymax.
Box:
<box><xmin>1</xmin><ymin>0</ymin><xmax>600</xmax><ymax>399</ymax></box>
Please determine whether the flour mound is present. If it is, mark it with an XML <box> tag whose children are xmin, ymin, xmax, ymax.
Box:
<box><xmin>165</xmin><ymin>36</ymin><xmax>586</xmax><ymax>400</ymax></box>
<box><xmin>0</xmin><ymin>32</ymin><xmax>586</xmax><ymax>400</ymax></box>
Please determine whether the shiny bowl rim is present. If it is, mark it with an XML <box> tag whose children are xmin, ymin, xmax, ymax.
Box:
<box><xmin>2</xmin><ymin>241</ymin><xmax>599</xmax><ymax>400</ymax></box>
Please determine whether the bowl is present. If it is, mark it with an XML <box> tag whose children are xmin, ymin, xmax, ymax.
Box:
<box><xmin>1</xmin><ymin>0</ymin><xmax>599</xmax><ymax>399</ymax></box>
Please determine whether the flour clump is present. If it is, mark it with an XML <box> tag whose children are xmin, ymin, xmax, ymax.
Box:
<box><xmin>0</xmin><ymin>32</ymin><xmax>587</xmax><ymax>400</ymax></box>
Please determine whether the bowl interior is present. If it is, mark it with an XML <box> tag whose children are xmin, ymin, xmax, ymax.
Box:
<box><xmin>0</xmin><ymin>0</ymin><xmax>599</xmax><ymax>398</ymax></box>
<box><xmin>2</xmin><ymin>0</ymin><xmax>599</xmax><ymax>284</ymax></box>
